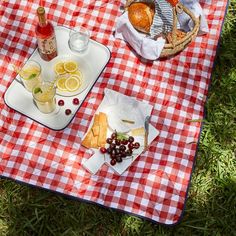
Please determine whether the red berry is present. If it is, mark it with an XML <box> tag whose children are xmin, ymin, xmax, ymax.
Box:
<box><xmin>58</xmin><ymin>99</ymin><xmax>64</xmax><ymax>106</ymax></box>
<box><xmin>65</xmin><ymin>109</ymin><xmax>72</xmax><ymax>115</ymax></box>
<box><xmin>100</xmin><ymin>147</ymin><xmax>106</xmax><ymax>154</ymax></box>
<box><xmin>73</xmin><ymin>98</ymin><xmax>79</xmax><ymax>105</ymax></box>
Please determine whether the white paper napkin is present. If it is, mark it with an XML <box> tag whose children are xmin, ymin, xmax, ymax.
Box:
<box><xmin>115</xmin><ymin>12</ymin><xmax>166</xmax><ymax>60</ymax></box>
<box><xmin>82</xmin><ymin>88</ymin><xmax>159</xmax><ymax>175</ymax></box>
<box><xmin>100</xmin><ymin>88</ymin><xmax>153</xmax><ymax>132</ymax></box>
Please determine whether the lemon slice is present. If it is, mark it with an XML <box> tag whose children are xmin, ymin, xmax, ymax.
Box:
<box><xmin>54</xmin><ymin>61</ymin><xmax>66</xmax><ymax>75</ymax></box>
<box><xmin>65</xmin><ymin>75</ymin><xmax>81</xmax><ymax>92</ymax></box>
<box><xmin>71</xmin><ymin>70</ymin><xmax>83</xmax><ymax>78</ymax></box>
<box><xmin>64</xmin><ymin>60</ymin><xmax>78</xmax><ymax>73</ymax></box>
<box><xmin>56</xmin><ymin>76</ymin><xmax>68</xmax><ymax>91</ymax></box>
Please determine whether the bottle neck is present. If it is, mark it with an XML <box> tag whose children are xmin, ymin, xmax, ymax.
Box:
<box><xmin>37</xmin><ymin>7</ymin><xmax>47</xmax><ymax>27</ymax></box>
<box><xmin>38</xmin><ymin>14</ymin><xmax>47</xmax><ymax>27</ymax></box>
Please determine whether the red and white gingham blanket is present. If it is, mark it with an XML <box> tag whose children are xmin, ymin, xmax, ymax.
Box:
<box><xmin>0</xmin><ymin>0</ymin><xmax>228</xmax><ymax>225</ymax></box>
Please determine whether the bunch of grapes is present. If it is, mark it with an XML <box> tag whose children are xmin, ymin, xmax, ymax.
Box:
<box><xmin>100</xmin><ymin>131</ymin><xmax>140</xmax><ymax>166</ymax></box>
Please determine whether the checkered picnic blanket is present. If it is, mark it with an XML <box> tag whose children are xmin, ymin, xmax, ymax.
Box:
<box><xmin>0</xmin><ymin>0</ymin><xmax>228</xmax><ymax>225</ymax></box>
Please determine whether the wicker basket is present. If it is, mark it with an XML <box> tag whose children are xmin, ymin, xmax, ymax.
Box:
<box><xmin>125</xmin><ymin>0</ymin><xmax>200</xmax><ymax>58</ymax></box>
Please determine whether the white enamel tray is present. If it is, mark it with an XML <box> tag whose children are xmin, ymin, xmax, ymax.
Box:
<box><xmin>4</xmin><ymin>26</ymin><xmax>111</xmax><ymax>130</ymax></box>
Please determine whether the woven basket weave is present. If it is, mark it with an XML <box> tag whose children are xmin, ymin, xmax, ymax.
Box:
<box><xmin>125</xmin><ymin>0</ymin><xmax>200</xmax><ymax>58</ymax></box>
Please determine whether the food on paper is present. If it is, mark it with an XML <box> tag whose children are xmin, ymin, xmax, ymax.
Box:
<box><xmin>127</xmin><ymin>2</ymin><xmax>155</xmax><ymax>34</ymax></box>
<box><xmin>65</xmin><ymin>74</ymin><xmax>82</xmax><ymax>92</ymax></box>
<box><xmin>82</xmin><ymin>112</ymin><xmax>108</xmax><ymax>149</ymax></box>
<box><xmin>99</xmin><ymin>131</ymin><xmax>141</xmax><ymax>166</ymax></box>
<box><xmin>54</xmin><ymin>61</ymin><xmax>66</xmax><ymax>75</ymax></box>
<box><xmin>63</xmin><ymin>60</ymin><xmax>78</xmax><ymax>73</ymax></box>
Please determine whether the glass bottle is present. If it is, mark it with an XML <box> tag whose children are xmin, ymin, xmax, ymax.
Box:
<box><xmin>35</xmin><ymin>7</ymin><xmax>58</xmax><ymax>61</ymax></box>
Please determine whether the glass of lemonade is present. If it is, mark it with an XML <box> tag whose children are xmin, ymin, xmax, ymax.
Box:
<box><xmin>32</xmin><ymin>82</ymin><xmax>56</xmax><ymax>113</ymax></box>
<box><xmin>68</xmin><ymin>26</ymin><xmax>90</xmax><ymax>54</ymax></box>
<box><xmin>19</xmin><ymin>60</ymin><xmax>41</xmax><ymax>92</ymax></box>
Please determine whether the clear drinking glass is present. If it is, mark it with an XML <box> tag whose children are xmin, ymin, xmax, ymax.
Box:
<box><xmin>68</xmin><ymin>26</ymin><xmax>90</xmax><ymax>54</ymax></box>
<box><xmin>19</xmin><ymin>60</ymin><xmax>41</xmax><ymax>92</ymax></box>
<box><xmin>32</xmin><ymin>81</ymin><xmax>56</xmax><ymax>113</ymax></box>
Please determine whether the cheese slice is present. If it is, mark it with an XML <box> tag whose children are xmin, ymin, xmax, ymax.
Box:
<box><xmin>131</xmin><ymin>127</ymin><xmax>145</xmax><ymax>136</ymax></box>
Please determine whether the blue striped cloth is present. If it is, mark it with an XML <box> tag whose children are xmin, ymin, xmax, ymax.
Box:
<box><xmin>150</xmin><ymin>0</ymin><xmax>180</xmax><ymax>37</ymax></box>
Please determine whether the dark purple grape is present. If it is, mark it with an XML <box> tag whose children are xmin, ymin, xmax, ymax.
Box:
<box><xmin>126</xmin><ymin>149</ymin><xmax>133</xmax><ymax>156</ymax></box>
<box><xmin>73</xmin><ymin>98</ymin><xmax>79</xmax><ymax>105</ymax></box>
<box><xmin>115</xmin><ymin>148</ymin><xmax>120</xmax><ymax>155</ymax></box>
<box><xmin>128</xmin><ymin>143</ymin><xmax>134</xmax><ymax>150</ymax></box>
<box><xmin>111</xmin><ymin>132</ymin><xmax>117</xmax><ymax>139</ymax></box>
<box><xmin>116</xmin><ymin>154</ymin><xmax>122</xmax><ymax>163</ymax></box>
<box><xmin>110</xmin><ymin>159</ymin><xmax>116</xmax><ymax>166</ymax></box>
<box><xmin>120</xmin><ymin>151</ymin><xmax>127</xmax><ymax>158</ymax></box>
<box><xmin>110</xmin><ymin>143</ymin><xmax>116</xmax><ymax>150</ymax></box>
<box><xmin>128</xmin><ymin>136</ymin><xmax>134</xmax><ymax>143</ymax></box>
<box><xmin>111</xmin><ymin>149</ymin><xmax>116</xmax><ymax>155</ymax></box>
<box><xmin>106</xmin><ymin>138</ymin><xmax>113</xmax><ymax>144</ymax></box>
<box><xmin>121</xmin><ymin>139</ymin><xmax>128</xmax><ymax>145</ymax></box>
<box><xmin>100</xmin><ymin>147</ymin><xmax>106</xmax><ymax>154</ymax></box>
<box><xmin>119</xmin><ymin>145</ymin><xmax>126</xmax><ymax>151</ymax></box>
<box><xmin>115</xmin><ymin>139</ymin><xmax>121</xmax><ymax>146</ymax></box>
<box><xmin>110</xmin><ymin>153</ymin><xmax>116</xmax><ymax>159</ymax></box>
<box><xmin>106</xmin><ymin>147</ymin><xmax>112</xmax><ymax>154</ymax></box>
<box><xmin>58</xmin><ymin>99</ymin><xmax>64</xmax><ymax>106</ymax></box>
<box><xmin>134</xmin><ymin>142</ymin><xmax>140</xmax><ymax>149</ymax></box>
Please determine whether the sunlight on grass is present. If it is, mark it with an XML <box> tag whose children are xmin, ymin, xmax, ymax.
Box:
<box><xmin>0</xmin><ymin>219</ymin><xmax>8</xmax><ymax>236</ymax></box>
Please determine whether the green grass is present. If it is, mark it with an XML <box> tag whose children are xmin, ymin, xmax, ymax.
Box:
<box><xmin>1</xmin><ymin>1</ymin><xmax>236</xmax><ymax>236</ymax></box>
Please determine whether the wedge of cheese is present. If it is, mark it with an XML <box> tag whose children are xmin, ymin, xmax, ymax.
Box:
<box><xmin>82</xmin><ymin>112</ymin><xmax>108</xmax><ymax>149</ymax></box>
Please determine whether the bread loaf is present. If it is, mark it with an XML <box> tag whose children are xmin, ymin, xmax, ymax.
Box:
<box><xmin>128</xmin><ymin>2</ymin><xmax>155</xmax><ymax>34</ymax></box>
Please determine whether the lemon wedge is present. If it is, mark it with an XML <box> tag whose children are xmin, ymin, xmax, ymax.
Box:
<box><xmin>65</xmin><ymin>75</ymin><xmax>81</xmax><ymax>92</ymax></box>
<box><xmin>56</xmin><ymin>76</ymin><xmax>68</xmax><ymax>91</ymax></box>
<box><xmin>54</xmin><ymin>61</ymin><xmax>67</xmax><ymax>75</ymax></box>
<box><xmin>64</xmin><ymin>60</ymin><xmax>78</xmax><ymax>73</ymax></box>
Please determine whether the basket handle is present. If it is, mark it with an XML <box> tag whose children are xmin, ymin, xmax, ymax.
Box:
<box><xmin>170</xmin><ymin>2</ymin><xmax>198</xmax><ymax>47</ymax></box>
